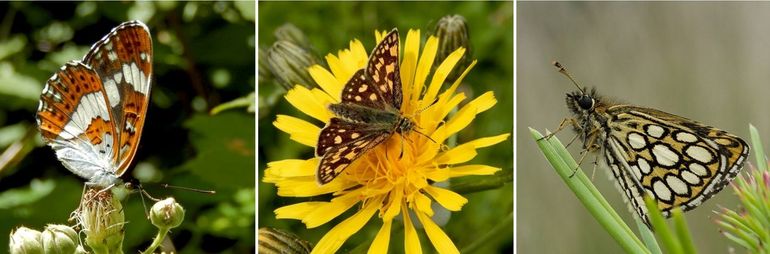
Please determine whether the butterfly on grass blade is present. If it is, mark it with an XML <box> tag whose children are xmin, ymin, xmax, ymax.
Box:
<box><xmin>548</xmin><ymin>61</ymin><xmax>749</xmax><ymax>225</ymax></box>
<box><xmin>315</xmin><ymin>29</ymin><xmax>412</xmax><ymax>185</ymax></box>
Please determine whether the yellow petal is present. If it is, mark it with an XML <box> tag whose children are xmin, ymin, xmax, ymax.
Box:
<box><xmin>273</xmin><ymin>115</ymin><xmax>319</xmax><ymax>147</ymax></box>
<box><xmin>350</xmin><ymin>39</ymin><xmax>368</xmax><ymax>64</ymax></box>
<box><xmin>472</xmin><ymin>91</ymin><xmax>497</xmax><ymax>113</ymax></box>
<box><xmin>402</xmin><ymin>206</ymin><xmax>422</xmax><ymax>254</ymax></box>
<box><xmin>325</xmin><ymin>53</ymin><xmax>348</xmax><ymax>84</ymax></box>
<box><xmin>277</xmin><ymin>180</ymin><xmax>356</xmax><ymax>198</ymax></box>
<box><xmin>264</xmin><ymin>159</ymin><xmax>314</xmax><ymax>180</ymax></box>
<box><xmin>426</xmin><ymin>165</ymin><xmax>502</xmax><ymax>182</ymax></box>
<box><xmin>401</xmin><ymin>29</ymin><xmax>420</xmax><ymax>110</ymax></box>
<box><xmin>285</xmin><ymin>85</ymin><xmax>331</xmax><ymax>123</ymax></box>
<box><xmin>436</xmin><ymin>91</ymin><xmax>497</xmax><ymax>142</ymax></box>
<box><xmin>421</xmin><ymin>47</ymin><xmax>466</xmax><ymax>109</ymax></box>
<box><xmin>308</xmin><ymin>65</ymin><xmax>342</xmax><ymax>100</ymax></box>
<box><xmin>368</xmin><ymin>220</ymin><xmax>392</xmax><ymax>254</ymax></box>
<box><xmin>424</xmin><ymin>185</ymin><xmax>467</xmax><ymax>211</ymax></box>
<box><xmin>412</xmin><ymin>34</ymin><xmax>435</xmax><ymax>107</ymax></box>
<box><xmin>465</xmin><ymin>133</ymin><xmax>511</xmax><ymax>148</ymax></box>
<box><xmin>416</xmin><ymin>211</ymin><xmax>460</xmax><ymax>254</ymax></box>
<box><xmin>382</xmin><ymin>185</ymin><xmax>404</xmax><ymax>221</ymax></box>
<box><xmin>415</xmin><ymin>192</ymin><xmax>434</xmax><ymax>216</ymax></box>
<box><xmin>303</xmin><ymin>190</ymin><xmax>362</xmax><ymax>228</ymax></box>
<box><xmin>311</xmin><ymin>196</ymin><xmax>382</xmax><ymax>254</ymax></box>
<box><xmin>275</xmin><ymin>202</ymin><xmax>326</xmax><ymax>220</ymax></box>
<box><xmin>437</xmin><ymin>59</ymin><xmax>477</xmax><ymax>106</ymax></box>
<box><xmin>435</xmin><ymin>143</ymin><xmax>477</xmax><ymax>165</ymax></box>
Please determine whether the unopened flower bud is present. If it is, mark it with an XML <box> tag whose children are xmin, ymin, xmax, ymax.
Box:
<box><xmin>274</xmin><ymin>23</ymin><xmax>311</xmax><ymax>50</ymax></box>
<box><xmin>433</xmin><ymin>14</ymin><xmax>472</xmax><ymax>82</ymax></box>
<box><xmin>41</xmin><ymin>224</ymin><xmax>78</xmax><ymax>254</ymax></box>
<box><xmin>79</xmin><ymin>187</ymin><xmax>125</xmax><ymax>253</ymax></box>
<box><xmin>267</xmin><ymin>41</ymin><xmax>317</xmax><ymax>89</ymax></box>
<box><xmin>150</xmin><ymin>198</ymin><xmax>185</xmax><ymax>229</ymax></box>
<box><xmin>9</xmin><ymin>227</ymin><xmax>43</xmax><ymax>254</ymax></box>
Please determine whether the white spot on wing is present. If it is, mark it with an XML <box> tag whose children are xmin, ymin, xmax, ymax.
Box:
<box><xmin>653</xmin><ymin>180</ymin><xmax>672</xmax><ymax>201</ymax></box>
<box><xmin>628</xmin><ymin>133</ymin><xmax>646</xmax><ymax>150</ymax></box>
<box><xmin>104</xmin><ymin>79</ymin><xmax>120</xmax><ymax>108</ymax></box>
<box><xmin>645</xmin><ymin>125</ymin><xmax>665</xmax><ymax>138</ymax></box>
<box><xmin>666</xmin><ymin>175</ymin><xmax>688</xmax><ymax>195</ymax></box>
<box><xmin>686</xmin><ymin>146</ymin><xmax>712</xmax><ymax>163</ymax></box>
<box><xmin>652</xmin><ymin>144</ymin><xmax>678</xmax><ymax>167</ymax></box>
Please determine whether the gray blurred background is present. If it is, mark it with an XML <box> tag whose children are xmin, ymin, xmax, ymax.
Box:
<box><xmin>518</xmin><ymin>2</ymin><xmax>770</xmax><ymax>253</ymax></box>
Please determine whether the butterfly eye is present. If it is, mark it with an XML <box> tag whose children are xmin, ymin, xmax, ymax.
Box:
<box><xmin>577</xmin><ymin>95</ymin><xmax>594</xmax><ymax>110</ymax></box>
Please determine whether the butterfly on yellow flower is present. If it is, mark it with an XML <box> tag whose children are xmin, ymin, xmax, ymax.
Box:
<box><xmin>315</xmin><ymin>29</ymin><xmax>413</xmax><ymax>185</ymax></box>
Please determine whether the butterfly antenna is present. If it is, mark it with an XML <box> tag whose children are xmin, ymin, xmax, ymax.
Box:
<box><xmin>159</xmin><ymin>183</ymin><xmax>216</xmax><ymax>195</ymax></box>
<box><xmin>412</xmin><ymin>128</ymin><xmax>438</xmax><ymax>144</ymax></box>
<box><xmin>552</xmin><ymin>61</ymin><xmax>586</xmax><ymax>94</ymax></box>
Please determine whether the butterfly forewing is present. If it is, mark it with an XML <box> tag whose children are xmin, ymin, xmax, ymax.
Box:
<box><xmin>315</xmin><ymin>29</ymin><xmax>409</xmax><ymax>185</ymax></box>
<box><xmin>83</xmin><ymin>20</ymin><xmax>153</xmax><ymax>175</ymax></box>
<box><xmin>365</xmin><ymin>29</ymin><xmax>402</xmax><ymax>110</ymax></box>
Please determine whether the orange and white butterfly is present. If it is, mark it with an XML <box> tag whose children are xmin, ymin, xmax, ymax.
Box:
<box><xmin>36</xmin><ymin>20</ymin><xmax>152</xmax><ymax>188</ymax></box>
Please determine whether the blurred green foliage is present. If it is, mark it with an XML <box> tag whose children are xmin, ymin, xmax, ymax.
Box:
<box><xmin>258</xmin><ymin>2</ymin><xmax>513</xmax><ymax>253</ymax></box>
<box><xmin>0</xmin><ymin>2</ymin><xmax>254</xmax><ymax>253</ymax></box>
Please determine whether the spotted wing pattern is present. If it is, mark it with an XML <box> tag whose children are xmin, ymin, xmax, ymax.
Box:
<box><xmin>364</xmin><ymin>29</ymin><xmax>401</xmax><ymax>110</ymax></box>
<box><xmin>315</xmin><ymin>29</ymin><xmax>405</xmax><ymax>185</ymax></box>
<box><xmin>83</xmin><ymin>20</ymin><xmax>153</xmax><ymax>176</ymax></box>
<box><xmin>316</xmin><ymin>118</ymin><xmax>390</xmax><ymax>184</ymax></box>
<box><xmin>602</xmin><ymin>105</ymin><xmax>748</xmax><ymax>222</ymax></box>
<box><xmin>36</xmin><ymin>20</ymin><xmax>152</xmax><ymax>186</ymax></box>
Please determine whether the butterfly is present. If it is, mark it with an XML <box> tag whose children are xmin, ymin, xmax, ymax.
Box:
<box><xmin>36</xmin><ymin>20</ymin><xmax>153</xmax><ymax>189</ymax></box>
<box><xmin>315</xmin><ymin>29</ymin><xmax>412</xmax><ymax>185</ymax></box>
<box><xmin>550</xmin><ymin>61</ymin><xmax>749</xmax><ymax>224</ymax></box>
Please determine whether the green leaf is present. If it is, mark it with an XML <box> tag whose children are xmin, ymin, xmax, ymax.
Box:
<box><xmin>183</xmin><ymin>112</ymin><xmax>255</xmax><ymax>190</ymax></box>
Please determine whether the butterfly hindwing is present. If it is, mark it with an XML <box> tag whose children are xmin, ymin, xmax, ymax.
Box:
<box><xmin>603</xmin><ymin>105</ymin><xmax>749</xmax><ymax>219</ymax></box>
<box><xmin>83</xmin><ymin>20</ymin><xmax>153</xmax><ymax>176</ymax></box>
<box><xmin>36</xmin><ymin>62</ymin><xmax>118</xmax><ymax>180</ymax></box>
<box><xmin>317</xmin><ymin>118</ymin><xmax>390</xmax><ymax>184</ymax></box>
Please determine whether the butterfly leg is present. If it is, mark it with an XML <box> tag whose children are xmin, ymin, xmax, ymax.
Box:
<box><xmin>569</xmin><ymin>133</ymin><xmax>601</xmax><ymax>178</ymax></box>
<box><xmin>540</xmin><ymin>118</ymin><xmax>580</xmax><ymax>141</ymax></box>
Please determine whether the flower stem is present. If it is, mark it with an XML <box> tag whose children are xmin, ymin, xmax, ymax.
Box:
<box><xmin>141</xmin><ymin>228</ymin><xmax>169</xmax><ymax>254</ymax></box>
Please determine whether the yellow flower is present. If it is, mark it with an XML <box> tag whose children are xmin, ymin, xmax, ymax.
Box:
<box><xmin>265</xmin><ymin>29</ymin><xmax>509</xmax><ymax>254</ymax></box>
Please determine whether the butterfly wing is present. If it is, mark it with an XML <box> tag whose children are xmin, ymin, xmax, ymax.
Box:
<box><xmin>316</xmin><ymin>118</ymin><xmax>390</xmax><ymax>184</ymax></box>
<box><xmin>36</xmin><ymin>62</ymin><xmax>118</xmax><ymax>181</ymax></box>
<box><xmin>364</xmin><ymin>29</ymin><xmax>401</xmax><ymax>110</ymax></box>
<box><xmin>82</xmin><ymin>20</ymin><xmax>153</xmax><ymax>176</ymax></box>
<box><xmin>604</xmin><ymin>105</ymin><xmax>749</xmax><ymax>220</ymax></box>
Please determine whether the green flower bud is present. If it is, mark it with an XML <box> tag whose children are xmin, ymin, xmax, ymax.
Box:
<box><xmin>78</xmin><ymin>187</ymin><xmax>125</xmax><ymax>254</ymax></box>
<box><xmin>433</xmin><ymin>14</ymin><xmax>472</xmax><ymax>82</ymax></box>
<box><xmin>267</xmin><ymin>40</ymin><xmax>317</xmax><ymax>89</ymax></box>
<box><xmin>41</xmin><ymin>224</ymin><xmax>78</xmax><ymax>254</ymax></box>
<box><xmin>9</xmin><ymin>227</ymin><xmax>43</xmax><ymax>254</ymax></box>
<box><xmin>274</xmin><ymin>23</ymin><xmax>311</xmax><ymax>50</ymax></box>
<box><xmin>150</xmin><ymin>198</ymin><xmax>185</xmax><ymax>230</ymax></box>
